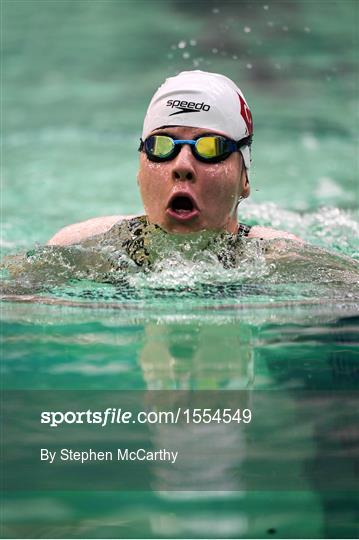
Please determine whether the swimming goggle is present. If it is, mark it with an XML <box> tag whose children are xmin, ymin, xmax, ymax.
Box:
<box><xmin>139</xmin><ymin>134</ymin><xmax>252</xmax><ymax>164</ymax></box>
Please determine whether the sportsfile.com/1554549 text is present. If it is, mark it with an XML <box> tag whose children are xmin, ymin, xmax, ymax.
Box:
<box><xmin>40</xmin><ymin>407</ymin><xmax>252</xmax><ymax>428</ymax></box>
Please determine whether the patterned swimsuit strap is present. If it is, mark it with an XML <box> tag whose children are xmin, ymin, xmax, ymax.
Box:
<box><xmin>238</xmin><ymin>223</ymin><xmax>252</xmax><ymax>237</ymax></box>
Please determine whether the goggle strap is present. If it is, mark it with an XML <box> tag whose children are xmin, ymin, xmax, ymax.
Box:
<box><xmin>236</xmin><ymin>135</ymin><xmax>253</xmax><ymax>149</ymax></box>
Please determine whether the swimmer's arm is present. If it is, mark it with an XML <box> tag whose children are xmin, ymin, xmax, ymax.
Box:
<box><xmin>248</xmin><ymin>226</ymin><xmax>304</xmax><ymax>244</ymax></box>
<box><xmin>47</xmin><ymin>216</ymin><xmax>137</xmax><ymax>246</ymax></box>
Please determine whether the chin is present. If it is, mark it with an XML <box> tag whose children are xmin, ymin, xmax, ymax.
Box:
<box><xmin>163</xmin><ymin>222</ymin><xmax>203</xmax><ymax>234</ymax></box>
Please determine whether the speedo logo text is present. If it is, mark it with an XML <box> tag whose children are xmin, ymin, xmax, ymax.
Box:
<box><xmin>166</xmin><ymin>99</ymin><xmax>211</xmax><ymax>116</ymax></box>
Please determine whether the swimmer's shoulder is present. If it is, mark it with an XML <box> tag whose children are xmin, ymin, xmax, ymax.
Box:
<box><xmin>48</xmin><ymin>218</ymin><xmax>304</xmax><ymax>246</ymax></box>
<box><xmin>47</xmin><ymin>215</ymin><xmax>139</xmax><ymax>246</ymax></box>
<box><xmin>247</xmin><ymin>225</ymin><xmax>304</xmax><ymax>244</ymax></box>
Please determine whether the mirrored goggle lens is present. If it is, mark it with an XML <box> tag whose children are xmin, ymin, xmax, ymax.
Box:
<box><xmin>146</xmin><ymin>135</ymin><xmax>174</xmax><ymax>158</ymax></box>
<box><xmin>195</xmin><ymin>136</ymin><xmax>228</xmax><ymax>158</ymax></box>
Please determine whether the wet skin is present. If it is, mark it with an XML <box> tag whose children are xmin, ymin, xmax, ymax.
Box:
<box><xmin>137</xmin><ymin>126</ymin><xmax>250</xmax><ymax>234</ymax></box>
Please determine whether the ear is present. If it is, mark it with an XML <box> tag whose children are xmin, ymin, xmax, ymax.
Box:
<box><xmin>240</xmin><ymin>168</ymin><xmax>250</xmax><ymax>199</ymax></box>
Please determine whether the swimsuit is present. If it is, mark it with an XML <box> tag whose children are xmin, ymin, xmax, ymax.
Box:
<box><xmin>104</xmin><ymin>215</ymin><xmax>252</xmax><ymax>270</ymax></box>
<box><xmin>237</xmin><ymin>223</ymin><xmax>252</xmax><ymax>238</ymax></box>
<box><xmin>14</xmin><ymin>216</ymin><xmax>253</xmax><ymax>289</ymax></box>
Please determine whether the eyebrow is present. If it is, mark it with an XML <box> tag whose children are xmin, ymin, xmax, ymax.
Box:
<box><xmin>151</xmin><ymin>130</ymin><xmax>178</xmax><ymax>138</ymax></box>
<box><xmin>150</xmin><ymin>130</ymin><xmax>225</xmax><ymax>139</ymax></box>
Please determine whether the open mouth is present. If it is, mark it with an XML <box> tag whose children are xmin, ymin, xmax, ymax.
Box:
<box><xmin>167</xmin><ymin>193</ymin><xmax>199</xmax><ymax>221</ymax></box>
<box><xmin>171</xmin><ymin>196</ymin><xmax>194</xmax><ymax>214</ymax></box>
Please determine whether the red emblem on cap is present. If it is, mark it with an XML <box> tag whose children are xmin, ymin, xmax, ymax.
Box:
<box><xmin>237</xmin><ymin>93</ymin><xmax>253</xmax><ymax>135</ymax></box>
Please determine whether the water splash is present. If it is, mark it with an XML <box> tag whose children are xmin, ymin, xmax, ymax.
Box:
<box><xmin>2</xmin><ymin>205</ymin><xmax>358</xmax><ymax>306</ymax></box>
<box><xmin>240</xmin><ymin>204</ymin><xmax>358</xmax><ymax>257</ymax></box>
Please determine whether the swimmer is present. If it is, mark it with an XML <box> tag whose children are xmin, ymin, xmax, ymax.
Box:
<box><xmin>47</xmin><ymin>70</ymin><xmax>302</xmax><ymax>247</ymax></box>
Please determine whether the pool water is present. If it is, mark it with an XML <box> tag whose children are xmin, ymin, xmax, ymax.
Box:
<box><xmin>2</xmin><ymin>1</ymin><xmax>358</xmax><ymax>538</ymax></box>
<box><xmin>2</xmin><ymin>301</ymin><xmax>359</xmax><ymax>539</ymax></box>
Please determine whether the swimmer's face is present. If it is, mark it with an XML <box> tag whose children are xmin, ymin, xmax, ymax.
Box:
<box><xmin>137</xmin><ymin>126</ymin><xmax>250</xmax><ymax>234</ymax></box>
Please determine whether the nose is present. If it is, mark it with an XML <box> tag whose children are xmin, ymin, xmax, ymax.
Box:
<box><xmin>171</xmin><ymin>145</ymin><xmax>196</xmax><ymax>182</ymax></box>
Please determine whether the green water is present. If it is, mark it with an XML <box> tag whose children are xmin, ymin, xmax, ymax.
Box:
<box><xmin>2</xmin><ymin>0</ymin><xmax>359</xmax><ymax>538</ymax></box>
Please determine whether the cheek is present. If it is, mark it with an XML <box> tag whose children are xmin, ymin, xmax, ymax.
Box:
<box><xmin>138</xmin><ymin>160</ymin><xmax>167</xmax><ymax>197</ymax></box>
<box><xmin>201</xmin><ymin>163</ymin><xmax>240</xmax><ymax>203</ymax></box>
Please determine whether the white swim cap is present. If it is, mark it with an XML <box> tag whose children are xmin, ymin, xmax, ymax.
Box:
<box><xmin>142</xmin><ymin>70</ymin><xmax>253</xmax><ymax>169</ymax></box>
